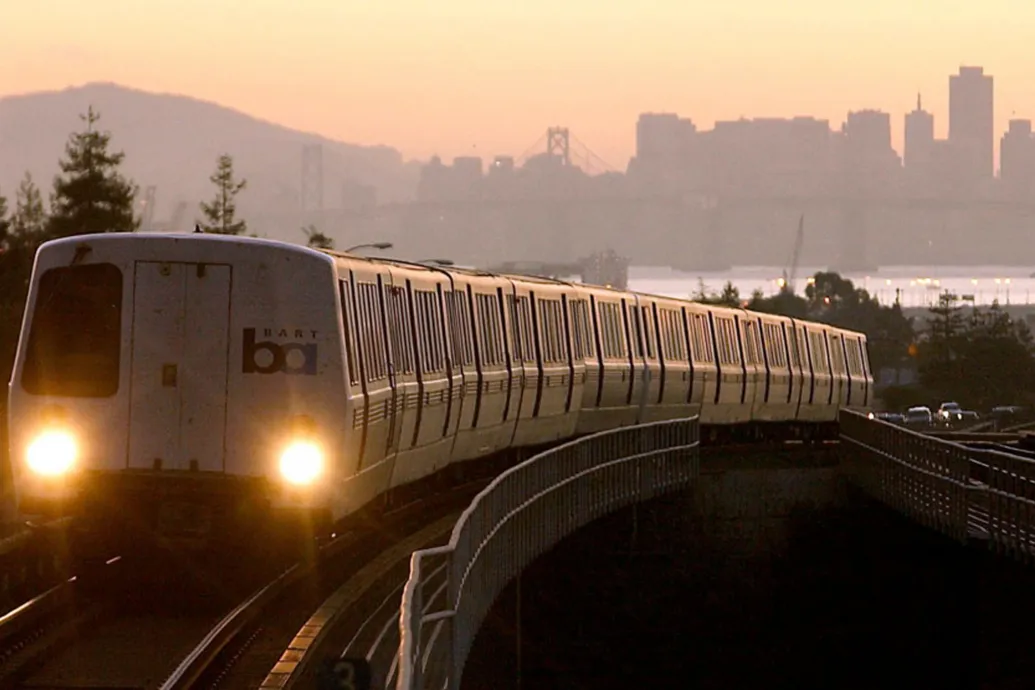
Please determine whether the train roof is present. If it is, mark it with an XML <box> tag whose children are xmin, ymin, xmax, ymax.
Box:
<box><xmin>40</xmin><ymin>231</ymin><xmax>334</xmax><ymax>262</ymax></box>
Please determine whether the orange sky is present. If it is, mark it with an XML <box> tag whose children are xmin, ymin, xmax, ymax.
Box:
<box><xmin>3</xmin><ymin>0</ymin><xmax>1034</xmax><ymax>168</ymax></box>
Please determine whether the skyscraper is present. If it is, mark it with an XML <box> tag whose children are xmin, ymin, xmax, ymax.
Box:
<box><xmin>904</xmin><ymin>94</ymin><xmax>935</xmax><ymax>172</ymax></box>
<box><xmin>949</xmin><ymin>66</ymin><xmax>994</xmax><ymax>179</ymax></box>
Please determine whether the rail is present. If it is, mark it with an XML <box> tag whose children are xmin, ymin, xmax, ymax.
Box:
<box><xmin>840</xmin><ymin>410</ymin><xmax>1035</xmax><ymax>562</ymax></box>
<box><xmin>395</xmin><ymin>416</ymin><xmax>700</xmax><ymax>690</ymax></box>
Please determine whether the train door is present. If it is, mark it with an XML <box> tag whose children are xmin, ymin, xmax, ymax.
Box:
<box><xmin>127</xmin><ymin>260</ymin><xmax>232</xmax><ymax>472</ymax></box>
<box><xmin>381</xmin><ymin>272</ymin><xmax>415</xmax><ymax>458</ymax></box>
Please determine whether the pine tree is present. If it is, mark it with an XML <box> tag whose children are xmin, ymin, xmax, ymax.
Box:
<box><xmin>199</xmin><ymin>154</ymin><xmax>247</xmax><ymax>235</ymax></box>
<box><xmin>302</xmin><ymin>224</ymin><xmax>334</xmax><ymax>249</ymax></box>
<box><xmin>11</xmin><ymin>172</ymin><xmax>47</xmax><ymax>241</ymax></box>
<box><xmin>47</xmin><ymin>107</ymin><xmax>139</xmax><ymax>238</ymax></box>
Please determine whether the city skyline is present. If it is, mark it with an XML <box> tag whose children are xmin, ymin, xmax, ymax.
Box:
<box><xmin>3</xmin><ymin>64</ymin><xmax>1026</xmax><ymax>176</ymax></box>
<box><xmin>3</xmin><ymin>0</ymin><xmax>1035</xmax><ymax>166</ymax></box>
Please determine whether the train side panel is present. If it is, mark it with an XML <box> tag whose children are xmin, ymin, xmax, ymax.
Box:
<box><xmin>511</xmin><ymin>277</ymin><xmax>582</xmax><ymax>447</ymax></box>
<box><xmin>684</xmin><ymin>304</ymin><xmax>718</xmax><ymax>418</ymax></box>
<box><xmin>577</xmin><ymin>288</ymin><xmax>637</xmax><ymax>434</ymax></box>
<box><xmin>703</xmin><ymin>307</ymin><xmax>749</xmax><ymax>423</ymax></box>
<box><xmin>336</xmin><ymin>261</ymin><xmax>399</xmax><ymax>517</ymax></box>
<box><xmin>797</xmin><ymin>320</ymin><xmax>835</xmax><ymax>421</ymax></box>
<box><xmin>735</xmin><ymin>311</ymin><xmax>765</xmax><ymax>420</ymax></box>
<box><xmin>384</xmin><ymin>265</ymin><xmax>456</xmax><ymax>488</ymax></box>
<box><xmin>450</xmin><ymin>274</ymin><xmax>512</xmax><ymax>462</ymax></box>
<box><xmin>644</xmin><ymin>296</ymin><xmax>692</xmax><ymax>422</ymax></box>
<box><xmin>753</xmin><ymin>313</ymin><xmax>795</xmax><ymax>421</ymax></box>
<box><xmin>628</xmin><ymin>295</ymin><xmax>662</xmax><ymax>423</ymax></box>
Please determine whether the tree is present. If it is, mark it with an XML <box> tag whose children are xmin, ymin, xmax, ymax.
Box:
<box><xmin>302</xmin><ymin>224</ymin><xmax>334</xmax><ymax>249</ymax></box>
<box><xmin>47</xmin><ymin>107</ymin><xmax>139</xmax><ymax>238</ymax></box>
<box><xmin>11</xmin><ymin>172</ymin><xmax>47</xmax><ymax>241</ymax></box>
<box><xmin>0</xmin><ymin>189</ymin><xmax>8</xmax><ymax>251</ymax></box>
<box><xmin>694</xmin><ymin>280</ymin><xmax>741</xmax><ymax>307</ymax></box>
<box><xmin>199</xmin><ymin>154</ymin><xmax>247</xmax><ymax>235</ymax></box>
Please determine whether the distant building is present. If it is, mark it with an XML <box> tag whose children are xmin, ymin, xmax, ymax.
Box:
<box><xmin>1000</xmin><ymin>119</ymin><xmax>1035</xmax><ymax>193</ymax></box>
<box><xmin>949</xmin><ymin>66</ymin><xmax>994</xmax><ymax>180</ymax></box>
<box><xmin>904</xmin><ymin>94</ymin><xmax>935</xmax><ymax>173</ymax></box>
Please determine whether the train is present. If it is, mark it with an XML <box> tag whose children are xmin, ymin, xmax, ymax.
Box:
<box><xmin>5</xmin><ymin>233</ymin><xmax>872</xmax><ymax>552</ymax></box>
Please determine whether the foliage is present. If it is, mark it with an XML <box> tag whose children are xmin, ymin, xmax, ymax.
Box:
<box><xmin>199</xmin><ymin>154</ymin><xmax>247</xmax><ymax>235</ymax></box>
<box><xmin>47</xmin><ymin>107</ymin><xmax>139</xmax><ymax>238</ymax></box>
<box><xmin>746</xmin><ymin>271</ymin><xmax>915</xmax><ymax>376</ymax></box>
<box><xmin>694</xmin><ymin>279</ymin><xmax>742</xmax><ymax>308</ymax></box>
<box><xmin>12</xmin><ymin>173</ymin><xmax>47</xmax><ymax>241</ymax></box>
<box><xmin>916</xmin><ymin>293</ymin><xmax>1035</xmax><ymax>410</ymax></box>
<box><xmin>302</xmin><ymin>225</ymin><xmax>334</xmax><ymax>250</ymax></box>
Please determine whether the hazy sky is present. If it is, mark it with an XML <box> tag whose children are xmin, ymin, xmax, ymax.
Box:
<box><xmin>3</xmin><ymin>0</ymin><xmax>1034</xmax><ymax>167</ymax></box>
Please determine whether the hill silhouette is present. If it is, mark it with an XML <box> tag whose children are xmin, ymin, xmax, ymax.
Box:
<box><xmin>0</xmin><ymin>82</ymin><xmax>419</xmax><ymax>239</ymax></box>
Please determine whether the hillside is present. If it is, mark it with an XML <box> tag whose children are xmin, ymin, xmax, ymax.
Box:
<box><xmin>0</xmin><ymin>83</ymin><xmax>419</xmax><ymax>239</ymax></box>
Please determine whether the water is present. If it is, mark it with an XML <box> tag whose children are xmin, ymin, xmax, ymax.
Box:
<box><xmin>627</xmin><ymin>264</ymin><xmax>1035</xmax><ymax>308</ymax></box>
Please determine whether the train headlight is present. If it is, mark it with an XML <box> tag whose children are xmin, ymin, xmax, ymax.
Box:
<box><xmin>279</xmin><ymin>441</ymin><xmax>323</xmax><ymax>486</ymax></box>
<box><xmin>26</xmin><ymin>429</ymin><xmax>78</xmax><ymax>477</ymax></box>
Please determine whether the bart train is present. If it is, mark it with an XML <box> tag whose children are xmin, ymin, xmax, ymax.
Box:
<box><xmin>6</xmin><ymin>234</ymin><xmax>872</xmax><ymax>546</ymax></box>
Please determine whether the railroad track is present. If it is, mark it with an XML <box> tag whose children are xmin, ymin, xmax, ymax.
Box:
<box><xmin>0</xmin><ymin>473</ymin><xmax>483</xmax><ymax>690</ymax></box>
<box><xmin>158</xmin><ymin>476</ymin><xmax>487</xmax><ymax>690</ymax></box>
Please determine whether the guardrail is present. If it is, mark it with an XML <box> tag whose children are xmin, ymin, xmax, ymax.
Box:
<box><xmin>395</xmin><ymin>416</ymin><xmax>700</xmax><ymax>690</ymax></box>
<box><xmin>839</xmin><ymin>409</ymin><xmax>1035</xmax><ymax>562</ymax></box>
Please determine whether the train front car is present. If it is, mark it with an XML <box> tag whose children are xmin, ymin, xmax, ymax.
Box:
<box><xmin>7</xmin><ymin>234</ymin><xmax>346</xmax><ymax>555</ymax></box>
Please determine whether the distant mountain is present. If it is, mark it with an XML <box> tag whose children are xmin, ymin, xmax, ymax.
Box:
<box><xmin>0</xmin><ymin>82</ymin><xmax>419</xmax><ymax>239</ymax></box>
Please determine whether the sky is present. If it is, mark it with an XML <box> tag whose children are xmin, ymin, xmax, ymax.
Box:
<box><xmin>3</xmin><ymin>0</ymin><xmax>1035</xmax><ymax>168</ymax></box>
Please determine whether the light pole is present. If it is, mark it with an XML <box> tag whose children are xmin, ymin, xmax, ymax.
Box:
<box><xmin>418</xmin><ymin>259</ymin><xmax>455</xmax><ymax>266</ymax></box>
<box><xmin>345</xmin><ymin>241</ymin><xmax>393</xmax><ymax>253</ymax></box>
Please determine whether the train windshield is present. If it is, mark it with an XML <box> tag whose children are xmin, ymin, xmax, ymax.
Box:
<box><xmin>21</xmin><ymin>262</ymin><xmax>123</xmax><ymax>397</ymax></box>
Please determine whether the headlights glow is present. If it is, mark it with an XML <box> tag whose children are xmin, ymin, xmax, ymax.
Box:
<box><xmin>279</xmin><ymin>441</ymin><xmax>323</xmax><ymax>486</ymax></box>
<box><xmin>26</xmin><ymin>429</ymin><xmax>78</xmax><ymax>477</ymax></box>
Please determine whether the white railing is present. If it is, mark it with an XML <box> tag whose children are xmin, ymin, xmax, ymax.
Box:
<box><xmin>395</xmin><ymin>417</ymin><xmax>701</xmax><ymax>690</ymax></box>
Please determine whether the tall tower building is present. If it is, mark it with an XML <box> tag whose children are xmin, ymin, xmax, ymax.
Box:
<box><xmin>1000</xmin><ymin>119</ymin><xmax>1035</xmax><ymax>191</ymax></box>
<box><xmin>949</xmin><ymin>66</ymin><xmax>994</xmax><ymax>179</ymax></box>
<box><xmin>904</xmin><ymin>94</ymin><xmax>935</xmax><ymax>172</ymax></box>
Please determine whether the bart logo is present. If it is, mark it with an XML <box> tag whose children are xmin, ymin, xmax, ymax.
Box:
<box><xmin>242</xmin><ymin>328</ymin><xmax>317</xmax><ymax>375</ymax></box>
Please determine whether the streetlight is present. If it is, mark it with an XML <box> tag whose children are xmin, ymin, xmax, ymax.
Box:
<box><xmin>418</xmin><ymin>259</ymin><xmax>455</xmax><ymax>266</ymax></box>
<box><xmin>345</xmin><ymin>242</ymin><xmax>393</xmax><ymax>253</ymax></box>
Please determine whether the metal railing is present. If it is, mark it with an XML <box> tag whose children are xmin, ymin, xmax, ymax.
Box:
<box><xmin>839</xmin><ymin>409</ymin><xmax>1035</xmax><ymax>562</ymax></box>
<box><xmin>395</xmin><ymin>417</ymin><xmax>700</xmax><ymax>690</ymax></box>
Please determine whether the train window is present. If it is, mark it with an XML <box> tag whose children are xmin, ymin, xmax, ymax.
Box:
<box><xmin>787</xmin><ymin>326</ymin><xmax>802</xmax><ymax>369</ymax></box>
<box><xmin>741</xmin><ymin>320</ymin><xmax>761</xmax><ymax>365</ymax></box>
<box><xmin>763</xmin><ymin>322</ymin><xmax>787</xmax><ymax>369</ymax></box>
<box><xmin>445</xmin><ymin>290</ymin><xmax>473</xmax><ymax>367</ymax></box>
<box><xmin>569</xmin><ymin>298</ymin><xmax>593</xmax><ymax>361</ymax></box>
<box><xmin>809</xmin><ymin>331</ymin><xmax>829</xmax><ymax>374</ymax></box>
<box><xmin>384</xmin><ymin>286</ymin><xmax>413</xmax><ymax>375</ymax></box>
<box><xmin>658</xmin><ymin>308</ymin><xmax>685</xmax><ymax>362</ymax></box>
<box><xmin>506</xmin><ymin>294</ymin><xmax>521</xmax><ymax>363</ymax></box>
<box><xmin>413</xmin><ymin>290</ymin><xmax>444</xmax><ymax>374</ymax></box>
<box><xmin>340</xmin><ymin>281</ymin><xmax>360</xmax><ymax>385</ymax></box>
<box><xmin>829</xmin><ymin>335</ymin><xmax>845</xmax><ymax>374</ymax></box>
<box><xmin>597</xmin><ymin>302</ymin><xmax>623</xmax><ymax>360</ymax></box>
<box><xmin>475</xmin><ymin>293</ymin><xmax>503</xmax><ymax>367</ymax></box>
<box><xmin>512</xmin><ymin>295</ymin><xmax>535</xmax><ymax>363</ymax></box>
<box><xmin>640</xmin><ymin>306</ymin><xmax>655</xmax><ymax>360</ymax></box>
<box><xmin>714</xmin><ymin>317</ymin><xmax>739</xmax><ymax>366</ymax></box>
<box><xmin>22</xmin><ymin>263</ymin><xmax>123</xmax><ymax>397</ymax></box>
<box><xmin>355</xmin><ymin>282</ymin><xmax>388</xmax><ymax>382</ymax></box>
<box><xmin>537</xmin><ymin>298</ymin><xmax>566</xmax><ymax>364</ymax></box>
<box><xmin>688</xmin><ymin>312</ymin><xmax>713</xmax><ymax>364</ymax></box>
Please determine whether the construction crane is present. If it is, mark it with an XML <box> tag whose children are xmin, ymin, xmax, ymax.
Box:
<box><xmin>782</xmin><ymin>214</ymin><xmax>804</xmax><ymax>294</ymax></box>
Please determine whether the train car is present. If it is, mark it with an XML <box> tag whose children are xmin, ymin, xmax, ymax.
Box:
<box><xmin>7</xmin><ymin>234</ymin><xmax>348</xmax><ymax>548</ymax></box>
<box><xmin>6</xmin><ymin>233</ymin><xmax>873</xmax><ymax>552</ymax></box>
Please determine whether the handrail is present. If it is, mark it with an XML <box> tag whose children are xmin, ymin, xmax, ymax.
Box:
<box><xmin>395</xmin><ymin>417</ymin><xmax>700</xmax><ymax>690</ymax></box>
<box><xmin>840</xmin><ymin>409</ymin><xmax>1035</xmax><ymax>562</ymax></box>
